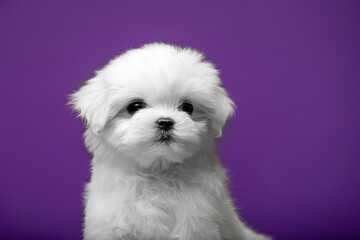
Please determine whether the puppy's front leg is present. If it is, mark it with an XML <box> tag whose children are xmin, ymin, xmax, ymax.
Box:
<box><xmin>219</xmin><ymin>194</ymin><xmax>272</xmax><ymax>240</ymax></box>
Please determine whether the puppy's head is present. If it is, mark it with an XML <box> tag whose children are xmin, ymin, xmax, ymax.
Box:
<box><xmin>70</xmin><ymin>43</ymin><xmax>234</xmax><ymax>170</ymax></box>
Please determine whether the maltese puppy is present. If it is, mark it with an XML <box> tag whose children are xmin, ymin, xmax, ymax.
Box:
<box><xmin>70</xmin><ymin>43</ymin><xmax>270</xmax><ymax>240</ymax></box>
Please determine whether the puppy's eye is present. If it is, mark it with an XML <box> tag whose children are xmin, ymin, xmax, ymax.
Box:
<box><xmin>127</xmin><ymin>100</ymin><xmax>146</xmax><ymax>115</ymax></box>
<box><xmin>179</xmin><ymin>102</ymin><xmax>193</xmax><ymax>115</ymax></box>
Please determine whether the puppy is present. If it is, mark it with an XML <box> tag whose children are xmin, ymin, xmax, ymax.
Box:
<box><xmin>70</xmin><ymin>43</ymin><xmax>270</xmax><ymax>240</ymax></box>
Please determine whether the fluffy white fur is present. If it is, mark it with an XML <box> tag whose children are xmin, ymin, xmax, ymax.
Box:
<box><xmin>70</xmin><ymin>43</ymin><xmax>271</xmax><ymax>240</ymax></box>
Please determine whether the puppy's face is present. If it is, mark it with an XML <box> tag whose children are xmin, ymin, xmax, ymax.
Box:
<box><xmin>71</xmin><ymin>43</ymin><xmax>234</xmax><ymax>169</ymax></box>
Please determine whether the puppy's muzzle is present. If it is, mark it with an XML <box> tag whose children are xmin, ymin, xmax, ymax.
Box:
<box><xmin>156</xmin><ymin>118</ymin><xmax>174</xmax><ymax>143</ymax></box>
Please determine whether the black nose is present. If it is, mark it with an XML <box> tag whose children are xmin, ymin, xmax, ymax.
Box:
<box><xmin>157</xmin><ymin>118</ymin><xmax>174</xmax><ymax>131</ymax></box>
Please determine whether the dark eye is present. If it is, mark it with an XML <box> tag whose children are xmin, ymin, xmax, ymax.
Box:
<box><xmin>127</xmin><ymin>100</ymin><xmax>146</xmax><ymax>115</ymax></box>
<box><xmin>179</xmin><ymin>102</ymin><xmax>193</xmax><ymax>115</ymax></box>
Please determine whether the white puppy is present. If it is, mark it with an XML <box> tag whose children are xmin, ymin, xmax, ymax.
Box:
<box><xmin>70</xmin><ymin>43</ymin><xmax>271</xmax><ymax>240</ymax></box>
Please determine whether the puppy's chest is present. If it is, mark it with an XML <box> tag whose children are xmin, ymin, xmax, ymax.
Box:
<box><xmin>114</xmin><ymin>178</ymin><xmax>219</xmax><ymax>239</ymax></box>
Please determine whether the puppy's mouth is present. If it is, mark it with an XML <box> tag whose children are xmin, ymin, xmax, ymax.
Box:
<box><xmin>156</xmin><ymin>130</ymin><xmax>174</xmax><ymax>144</ymax></box>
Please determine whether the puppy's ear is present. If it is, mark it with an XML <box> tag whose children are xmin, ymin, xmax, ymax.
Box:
<box><xmin>211</xmin><ymin>85</ymin><xmax>235</xmax><ymax>138</ymax></box>
<box><xmin>69</xmin><ymin>76</ymin><xmax>112</xmax><ymax>135</ymax></box>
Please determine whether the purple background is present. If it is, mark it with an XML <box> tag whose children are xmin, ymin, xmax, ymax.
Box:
<box><xmin>1</xmin><ymin>1</ymin><xmax>359</xmax><ymax>239</ymax></box>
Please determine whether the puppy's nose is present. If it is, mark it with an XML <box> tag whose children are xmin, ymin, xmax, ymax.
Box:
<box><xmin>157</xmin><ymin>118</ymin><xmax>174</xmax><ymax>131</ymax></box>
